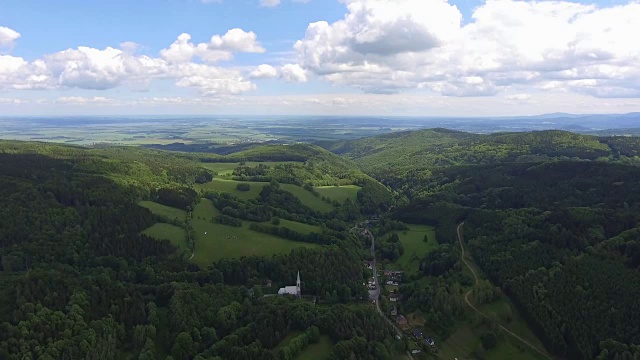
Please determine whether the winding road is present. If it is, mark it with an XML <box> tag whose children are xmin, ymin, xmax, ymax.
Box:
<box><xmin>457</xmin><ymin>222</ymin><xmax>552</xmax><ymax>360</ymax></box>
<box><xmin>362</xmin><ymin>228</ymin><xmax>416</xmax><ymax>360</ymax></box>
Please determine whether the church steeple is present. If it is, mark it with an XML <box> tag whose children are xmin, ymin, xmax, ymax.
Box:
<box><xmin>296</xmin><ymin>271</ymin><xmax>301</xmax><ymax>298</ymax></box>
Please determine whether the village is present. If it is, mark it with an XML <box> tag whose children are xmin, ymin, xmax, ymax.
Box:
<box><xmin>363</xmin><ymin>262</ymin><xmax>439</xmax><ymax>357</ymax></box>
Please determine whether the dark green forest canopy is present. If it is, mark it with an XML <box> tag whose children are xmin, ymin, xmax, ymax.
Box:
<box><xmin>0</xmin><ymin>140</ymin><xmax>394</xmax><ymax>360</ymax></box>
<box><xmin>321</xmin><ymin>129</ymin><xmax>640</xmax><ymax>195</ymax></box>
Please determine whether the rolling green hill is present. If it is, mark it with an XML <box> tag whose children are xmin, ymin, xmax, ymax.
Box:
<box><xmin>322</xmin><ymin>129</ymin><xmax>640</xmax><ymax>195</ymax></box>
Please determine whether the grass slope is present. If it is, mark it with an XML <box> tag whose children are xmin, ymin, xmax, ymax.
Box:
<box><xmin>201</xmin><ymin>161</ymin><xmax>302</xmax><ymax>176</ymax></box>
<box><xmin>191</xmin><ymin>199</ymin><xmax>318</xmax><ymax>266</ymax></box>
<box><xmin>195</xmin><ymin>179</ymin><xmax>267</xmax><ymax>200</ymax></box>
<box><xmin>276</xmin><ymin>332</ymin><xmax>333</xmax><ymax>360</ymax></box>
<box><xmin>386</xmin><ymin>225</ymin><xmax>437</xmax><ymax>275</ymax></box>
<box><xmin>277</xmin><ymin>219</ymin><xmax>321</xmax><ymax>235</ymax></box>
<box><xmin>142</xmin><ymin>223</ymin><xmax>187</xmax><ymax>250</ymax></box>
<box><xmin>296</xmin><ymin>336</ymin><xmax>333</xmax><ymax>360</ymax></box>
<box><xmin>139</xmin><ymin>201</ymin><xmax>187</xmax><ymax>221</ymax></box>
<box><xmin>280</xmin><ymin>184</ymin><xmax>334</xmax><ymax>213</ymax></box>
<box><xmin>314</xmin><ymin>185</ymin><xmax>360</xmax><ymax>203</ymax></box>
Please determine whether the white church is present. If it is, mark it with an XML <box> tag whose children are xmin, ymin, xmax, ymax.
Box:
<box><xmin>278</xmin><ymin>271</ymin><xmax>301</xmax><ymax>298</ymax></box>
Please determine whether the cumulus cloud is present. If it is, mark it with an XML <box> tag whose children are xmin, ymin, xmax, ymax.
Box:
<box><xmin>0</xmin><ymin>28</ymin><xmax>264</xmax><ymax>96</ymax></box>
<box><xmin>291</xmin><ymin>0</ymin><xmax>640</xmax><ymax>98</ymax></box>
<box><xmin>161</xmin><ymin>29</ymin><xmax>263</xmax><ymax>64</ymax></box>
<box><xmin>250</xmin><ymin>64</ymin><xmax>278</xmax><ymax>79</ymax></box>
<box><xmin>280</xmin><ymin>64</ymin><xmax>307</xmax><ymax>82</ymax></box>
<box><xmin>0</xmin><ymin>26</ymin><xmax>20</xmax><ymax>47</ymax></box>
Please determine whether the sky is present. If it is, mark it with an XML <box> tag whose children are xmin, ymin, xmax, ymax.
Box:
<box><xmin>1</xmin><ymin>0</ymin><xmax>640</xmax><ymax>116</ymax></box>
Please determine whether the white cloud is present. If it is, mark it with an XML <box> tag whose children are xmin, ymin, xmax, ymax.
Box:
<box><xmin>56</xmin><ymin>96</ymin><xmax>111</xmax><ymax>104</ymax></box>
<box><xmin>0</xmin><ymin>28</ymin><xmax>266</xmax><ymax>96</ymax></box>
<box><xmin>160</xmin><ymin>29</ymin><xmax>263</xmax><ymax>64</ymax></box>
<box><xmin>260</xmin><ymin>0</ymin><xmax>281</xmax><ymax>7</ymax></box>
<box><xmin>291</xmin><ymin>0</ymin><xmax>640</xmax><ymax>98</ymax></box>
<box><xmin>250</xmin><ymin>64</ymin><xmax>278</xmax><ymax>79</ymax></box>
<box><xmin>0</xmin><ymin>26</ymin><xmax>20</xmax><ymax>47</ymax></box>
<box><xmin>280</xmin><ymin>64</ymin><xmax>307</xmax><ymax>82</ymax></box>
<box><xmin>507</xmin><ymin>94</ymin><xmax>532</xmax><ymax>101</ymax></box>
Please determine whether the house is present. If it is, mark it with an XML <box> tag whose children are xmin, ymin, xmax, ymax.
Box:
<box><xmin>389</xmin><ymin>293</ymin><xmax>400</xmax><ymax>302</ymax></box>
<box><xmin>278</xmin><ymin>271</ymin><xmax>301</xmax><ymax>298</ymax></box>
<box><xmin>412</xmin><ymin>329</ymin><xmax>423</xmax><ymax>340</ymax></box>
<box><xmin>266</xmin><ymin>279</ymin><xmax>272</xmax><ymax>288</ymax></box>
<box><xmin>390</xmin><ymin>305</ymin><xmax>398</xmax><ymax>316</ymax></box>
<box><xmin>426</xmin><ymin>338</ymin><xmax>435</xmax><ymax>347</ymax></box>
<box><xmin>411</xmin><ymin>350</ymin><xmax>421</xmax><ymax>354</ymax></box>
<box><xmin>396</xmin><ymin>315</ymin><xmax>408</xmax><ymax>326</ymax></box>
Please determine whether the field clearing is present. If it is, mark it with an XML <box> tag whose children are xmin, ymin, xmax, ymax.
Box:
<box><xmin>190</xmin><ymin>199</ymin><xmax>318</xmax><ymax>266</ymax></box>
<box><xmin>387</xmin><ymin>225</ymin><xmax>437</xmax><ymax>275</ymax></box>
<box><xmin>142</xmin><ymin>223</ymin><xmax>187</xmax><ymax>249</ymax></box>
<box><xmin>138</xmin><ymin>201</ymin><xmax>187</xmax><ymax>221</ymax></box>
<box><xmin>195</xmin><ymin>179</ymin><xmax>267</xmax><ymax>200</ymax></box>
<box><xmin>280</xmin><ymin>184</ymin><xmax>334</xmax><ymax>213</ymax></box>
<box><xmin>196</xmin><ymin>179</ymin><xmax>334</xmax><ymax>212</ymax></box>
<box><xmin>478</xmin><ymin>298</ymin><xmax>549</xmax><ymax>356</ymax></box>
<box><xmin>314</xmin><ymin>185</ymin><xmax>361</xmax><ymax>203</ymax></box>
<box><xmin>438</xmin><ymin>321</ymin><xmax>546</xmax><ymax>360</ymax></box>
<box><xmin>297</xmin><ymin>336</ymin><xmax>333</xmax><ymax>360</ymax></box>
<box><xmin>193</xmin><ymin>197</ymin><xmax>221</xmax><ymax>218</ymax></box>
<box><xmin>200</xmin><ymin>161</ymin><xmax>303</xmax><ymax>176</ymax></box>
<box><xmin>277</xmin><ymin>219</ymin><xmax>321</xmax><ymax>234</ymax></box>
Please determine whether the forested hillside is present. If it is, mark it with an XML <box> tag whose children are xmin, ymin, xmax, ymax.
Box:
<box><xmin>340</xmin><ymin>130</ymin><xmax>640</xmax><ymax>359</ymax></box>
<box><xmin>0</xmin><ymin>140</ymin><xmax>396</xmax><ymax>359</ymax></box>
<box><xmin>322</xmin><ymin>129</ymin><xmax>640</xmax><ymax>197</ymax></box>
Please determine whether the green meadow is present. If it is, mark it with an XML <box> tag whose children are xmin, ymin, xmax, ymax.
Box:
<box><xmin>190</xmin><ymin>199</ymin><xmax>319</xmax><ymax>266</ymax></box>
<box><xmin>314</xmin><ymin>185</ymin><xmax>361</xmax><ymax>203</ymax></box>
<box><xmin>200</xmin><ymin>161</ymin><xmax>303</xmax><ymax>176</ymax></box>
<box><xmin>195</xmin><ymin>179</ymin><xmax>335</xmax><ymax>212</ymax></box>
<box><xmin>139</xmin><ymin>200</ymin><xmax>187</xmax><ymax>220</ymax></box>
<box><xmin>387</xmin><ymin>225</ymin><xmax>437</xmax><ymax>275</ymax></box>
<box><xmin>142</xmin><ymin>223</ymin><xmax>188</xmax><ymax>250</ymax></box>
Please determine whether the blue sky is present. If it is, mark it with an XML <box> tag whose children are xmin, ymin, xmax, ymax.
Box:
<box><xmin>1</xmin><ymin>0</ymin><xmax>639</xmax><ymax>116</ymax></box>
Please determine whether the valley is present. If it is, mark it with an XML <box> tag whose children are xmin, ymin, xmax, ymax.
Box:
<box><xmin>1</xmin><ymin>127</ymin><xmax>640</xmax><ymax>360</ymax></box>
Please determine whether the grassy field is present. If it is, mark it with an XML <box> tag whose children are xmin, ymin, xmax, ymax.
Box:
<box><xmin>386</xmin><ymin>225</ymin><xmax>437</xmax><ymax>275</ymax></box>
<box><xmin>200</xmin><ymin>161</ymin><xmax>303</xmax><ymax>176</ymax></box>
<box><xmin>314</xmin><ymin>185</ymin><xmax>361</xmax><ymax>203</ymax></box>
<box><xmin>277</xmin><ymin>219</ymin><xmax>321</xmax><ymax>234</ymax></box>
<box><xmin>276</xmin><ymin>332</ymin><xmax>333</xmax><ymax>360</ymax></box>
<box><xmin>297</xmin><ymin>336</ymin><xmax>333</xmax><ymax>360</ymax></box>
<box><xmin>280</xmin><ymin>184</ymin><xmax>334</xmax><ymax>213</ymax></box>
<box><xmin>142</xmin><ymin>223</ymin><xmax>188</xmax><ymax>249</ymax></box>
<box><xmin>437</xmin><ymin>320</ymin><xmax>547</xmax><ymax>360</ymax></box>
<box><xmin>138</xmin><ymin>200</ymin><xmax>187</xmax><ymax>221</ymax></box>
<box><xmin>195</xmin><ymin>179</ymin><xmax>334</xmax><ymax>212</ymax></box>
<box><xmin>195</xmin><ymin>179</ymin><xmax>268</xmax><ymax>200</ymax></box>
<box><xmin>190</xmin><ymin>199</ymin><xmax>319</xmax><ymax>266</ymax></box>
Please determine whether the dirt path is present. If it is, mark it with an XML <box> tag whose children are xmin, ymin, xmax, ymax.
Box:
<box><xmin>457</xmin><ymin>223</ymin><xmax>552</xmax><ymax>360</ymax></box>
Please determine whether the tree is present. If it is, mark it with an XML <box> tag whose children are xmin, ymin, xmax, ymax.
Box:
<box><xmin>171</xmin><ymin>332</ymin><xmax>194</xmax><ymax>360</ymax></box>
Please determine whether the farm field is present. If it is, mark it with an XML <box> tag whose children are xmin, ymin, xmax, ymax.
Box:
<box><xmin>195</xmin><ymin>179</ymin><xmax>335</xmax><ymax>212</ymax></box>
<box><xmin>437</xmin><ymin>320</ymin><xmax>546</xmax><ymax>360</ymax></box>
<box><xmin>280</xmin><ymin>184</ymin><xmax>334</xmax><ymax>213</ymax></box>
<box><xmin>387</xmin><ymin>225</ymin><xmax>437</xmax><ymax>275</ymax></box>
<box><xmin>314</xmin><ymin>185</ymin><xmax>361</xmax><ymax>203</ymax></box>
<box><xmin>200</xmin><ymin>161</ymin><xmax>303</xmax><ymax>176</ymax></box>
<box><xmin>190</xmin><ymin>199</ymin><xmax>319</xmax><ymax>266</ymax></box>
<box><xmin>142</xmin><ymin>223</ymin><xmax>187</xmax><ymax>250</ymax></box>
<box><xmin>297</xmin><ymin>336</ymin><xmax>333</xmax><ymax>360</ymax></box>
<box><xmin>139</xmin><ymin>200</ymin><xmax>187</xmax><ymax>220</ymax></box>
<box><xmin>276</xmin><ymin>332</ymin><xmax>333</xmax><ymax>360</ymax></box>
<box><xmin>277</xmin><ymin>219</ymin><xmax>321</xmax><ymax>234</ymax></box>
<box><xmin>195</xmin><ymin>179</ymin><xmax>268</xmax><ymax>200</ymax></box>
